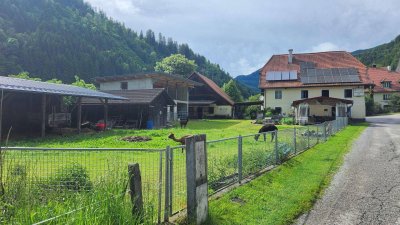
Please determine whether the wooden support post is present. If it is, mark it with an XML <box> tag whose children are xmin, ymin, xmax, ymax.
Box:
<box><xmin>41</xmin><ymin>94</ymin><xmax>46</xmax><ymax>138</ymax></box>
<box><xmin>128</xmin><ymin>163</ymin><xmax>143</xmax><ymax>218</ymax></box>
<box><xmin>77</xmin><ymin>97</ymin><xmax>82</xmax><ymax>134</ymax></box>
<box><xmin>186</xmin><ymin>134</ymin><xmax>208</xmax><ymax>224</ymax></box>
<box><xmin>0</xmin><ymin>90</ymin><xmax>3</xmax><ymax>143</ymax></box>
<box><xmin>104</xmin><ymin>99</ymin><xmax>108</xmax><ymax>130</ymax></box>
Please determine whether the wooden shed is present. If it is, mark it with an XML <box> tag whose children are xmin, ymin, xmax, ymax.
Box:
<box><xmin>0</xmin><ymin>76</ymin><xmax>125</xmax><ymax>139</ymax></box>
<box><xmin>81</xmin><ymin>89</ymin><xmax>175</xmax><ymax>129</ymax></box>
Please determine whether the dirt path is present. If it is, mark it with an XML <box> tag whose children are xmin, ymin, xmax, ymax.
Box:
<box><xmin>296</xmin><ymin>114</ymin><xmax>400</xmax><ymax>225</ymax></box>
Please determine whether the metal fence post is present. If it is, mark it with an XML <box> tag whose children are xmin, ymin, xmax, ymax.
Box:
<box><xmin>158</xmin><ymin>151</ymin><xmax>163</xmax><ymax>224</ymax></box>
<box><xmin>307</xmin><ymin>126</ymin><xmax>310</xmax><ymax>149</ymax></box>
<box><xmin>316</xmin><ymin>125</ymin><xmax>319</xmax><ymax>144</ymax></box>
<box><xmin>169</xmin><ymin>148</ymin><xmax>173</xmax><ymax>216</ymax></box>
<box><xmin>323</xmin><ymin>122</ymin><xmax>327</xmax><ymax>142</ymax></box>
<box><xmin>164</xmin><ymin>146</ymin><xmax>170</xmax><ymax>222</ymax></box>
<box><xmin>274</xmin><ymin>130</ymin><xmax>279</xmax><ymax>165</ymax></box>
<box><xmin>238</xmin><ymin>135</ymin><xmax>243</xmax><ymax>183</ymax></box>
<box><xmin>293</xmin><ymin>126</ymin><xmax>297</xmax><ymax>154</ymax></box>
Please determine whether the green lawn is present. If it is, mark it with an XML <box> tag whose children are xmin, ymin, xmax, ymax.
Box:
<box><xmin>205</xmin><ymin>123</ymin><xmax>368</xmax><ymax>225</ymax></box>
<box><xmin>8</xmin><ymin>119</ymin><xmax>290</xmax><ymax>148</ymax></box>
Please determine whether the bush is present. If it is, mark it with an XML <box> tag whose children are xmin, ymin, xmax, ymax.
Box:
<box><xmin>51</xmin><ymin>163</ymin><xmax>92</xmax><ymax>191</ymax></box>
<box><xmin>281</xmin><ymin>117</ymin><xmax>294</xmax><ymax>125</ymax></box>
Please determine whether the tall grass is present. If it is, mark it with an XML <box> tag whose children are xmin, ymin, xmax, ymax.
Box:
<box><xmin>0</xmin><ymin>161</ymin><xmax>155</xmax><ymax>224</ymax></box>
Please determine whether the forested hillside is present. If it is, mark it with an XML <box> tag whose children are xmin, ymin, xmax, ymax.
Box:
<box><xmin>0</xmin><ymin>0</ymin><xmax>231</xmax><ymax>86</ymax></box>
<box><xmin>235</xmin><ymin>70</ymin><xmax>260</xmax><ymax>93</ymax></box>
<box><xmin>353</xmin><ymin>35</ymin><xmax>400</xmax><ymax>70</ymax></box>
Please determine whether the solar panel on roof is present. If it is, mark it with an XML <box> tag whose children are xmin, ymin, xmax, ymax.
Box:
<box><xmin>282</xmin><ymin>71</ymin><xmax>290</xmax><ymax>80</ymax></box>
<box><xmin>266</xmin><ymin>71</ymin><xmax>298</xmax><ymax>81</ymax></box>
<box><xmin>289</xmin><ymin>70</ymin><xmax>298</xmax><ymax>80</ymax></box>
<box><xmin>300</xmin><ymin>67</ymin><xmax>360</xmax><ymax>84</ymax></box>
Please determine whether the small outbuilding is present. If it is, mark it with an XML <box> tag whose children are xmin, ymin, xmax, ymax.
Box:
<box><xmin>82</xmin><ymin>89</ymin><xmax>175</xmax><ymax>129</ymax></box>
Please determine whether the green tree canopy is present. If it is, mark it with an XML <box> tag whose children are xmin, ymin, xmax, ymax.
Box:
<box><xmin>222</xmin><ymin>79</ymin><xmax>244</xmax><ymax>102</ymax></box>
<box><xmin>154</xmin><ymin>54</ymin><xmax>197</xmax><ymax>76</ymax></box>
<box><xmin>247</xmin><ymin>93</ymin><xmax>261</xmax><ymax>102</ymax></box>
<box><xmin>71</xmin><ymin>75</ymin><xmax>96</xmax><ymax>90</ymax></box>
<box><xmin>9</xmin><ymin>72</ymin><xmax>42</xmax><ymax>81</ymax></box>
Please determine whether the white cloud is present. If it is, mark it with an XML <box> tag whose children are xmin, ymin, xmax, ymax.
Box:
<box><xmin>84</xmin><ymin>0</ymin><xmax>400</xmax><ymax>76</ymax></box>
<box><xmin>311</xmin><ymin>42</ymin><xmax>341</xmax><ymax>52</ymax></box>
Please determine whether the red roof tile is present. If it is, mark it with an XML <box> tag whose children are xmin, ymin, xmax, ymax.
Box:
<box><xmin>368</xmin><ymin>68</ymin><xmax>400</xmax><ymax>93</ymax></box>
<box><xmin>259</xmin><ymin>51</ymin><xmax>372</xmax><ymax>89</ymax></box>
<box><xmin>188</xmin><ymin>72</ymin><xmax>234</xmax><ymax>105</ymax></box>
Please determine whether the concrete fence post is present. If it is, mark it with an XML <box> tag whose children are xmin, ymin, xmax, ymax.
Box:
<box><xmin>128</xmin><ymin>163</ymin><xmax>143</xmax><ymax>218</ymax></box>
<box><xmin>238</xmin><ymin>135</ymin><xmax>243</xmax><ymax>183</ymax></box>
<box><xmin>274</xmin><ymin>130</ymin><xmax>279</xmax><ymax>165</ymax></box>
<box><xmin>186</xmin><ymin>134</ymin><xmax>208</xmax><ymax>225</ymax></box>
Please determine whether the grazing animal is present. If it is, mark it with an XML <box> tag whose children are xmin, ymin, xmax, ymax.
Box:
<box><xmin>168</xmin><ymin>133</ymin><xmax>193</xmax><ymax>152</ymax></box>
<box><xmin>180</xmin><ymin>118</ymin><xmax>189</xmax><ymax>128</ymax></box>
<box><xmin>254</xmin><ymin>124</ymin><xmax>278</xmax><ymax>142</ymax></box>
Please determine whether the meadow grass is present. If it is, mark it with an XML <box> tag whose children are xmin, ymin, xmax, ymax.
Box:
<box><xmin>205</xmin><ymin>123</ymin><xmax>368</xmax><ymax>225</ymax></box>
<box><xmin>2</xmin><ymin>120</ymin><xmax>287</xmax><ymax>224</ymax></box>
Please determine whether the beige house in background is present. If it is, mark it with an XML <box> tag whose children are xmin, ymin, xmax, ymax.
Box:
<box><xmin>95</xmin><ymin>72</ymin><xmax>200</xmax><ymax>121</ymax></box>
<box><xmin>367</xmin><ymin>67</ymin><xmax>400</xmax><ymax>109</ymax></box>
<box><xmin>259</xmin><ymin>50</ymin><xmax>373</xmax><ymax>123</ymax></box>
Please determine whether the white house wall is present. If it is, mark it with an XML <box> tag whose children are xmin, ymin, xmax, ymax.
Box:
<box><xmin>373</xmin><ymin>93</ymin><xmax>390</xmax><ymax>108</ymax></box>
<box><xmin>99</xmin><ymin>78</ymin><xmax>153</xmax><ymax>90</ymax></box>
<box><xmin>264</xmin><ymin>85</ymin><xmax>366</xmax><ymax>119</ymax></box>
<box><xmin>214</xmin><ymin>105</ymin><xmax>232</xmax><ymax>117</ymax></box>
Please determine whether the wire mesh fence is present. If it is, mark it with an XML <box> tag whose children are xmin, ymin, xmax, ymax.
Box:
<box><xmin>1</xmin><ymin>147</ymin><xmax>166</xmax><ymax>224</ymax></box>
<box><xmin>1</xmin><ymin>118</ymin><xmax>348</xmax><ymax>224</ymax></box>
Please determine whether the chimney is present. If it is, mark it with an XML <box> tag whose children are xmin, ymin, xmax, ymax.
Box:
<box><xmin>387</xmin><ymin>66</ymin><xmax>392</xmax><ymax>71</ymax></box>
<box><xmin>288</xmin><ymin>49</ymin><xmax>293</xmax><ymax>64</ymax></box>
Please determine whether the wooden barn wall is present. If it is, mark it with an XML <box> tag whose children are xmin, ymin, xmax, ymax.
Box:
<box><xmin>82</xmin><ymin>104</ymin><xmax>150</xmax><ymax>129</ymax></box>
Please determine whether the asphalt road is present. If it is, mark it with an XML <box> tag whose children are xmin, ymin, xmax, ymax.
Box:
<box><xmin>296</xmin><ymin>114</ymin><xmax>400</xmax><ymax>225</ymax></box>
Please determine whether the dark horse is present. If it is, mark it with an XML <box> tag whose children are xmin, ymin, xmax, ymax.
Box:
<box><xmin>254</xmin><ymin>124</ymin><xmax>278</xmax><ymax>142</ymax></box>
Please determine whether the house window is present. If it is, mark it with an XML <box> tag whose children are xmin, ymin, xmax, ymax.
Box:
<box><xmin>208</xmin><ymin>107</ymin><xmax>214</xmax><ymax>114</ymax></box>
<box><xmin>382</xmin><ymin>81</ymin><xmax>391</xmax><ymax>88</ymax></box>
<box><xmin>301</xmin><ymin>90</ymin><xmax>308</xmax><ymax>99</ymax></box>
<box><xmin>275</xmin><ymin>90</ymin><xmax>282</xmax><ymax>99</ymax></box>
<box><xmin>344</xmin><ymin>89</ymin><xmax>352</xmax><ymax>98</ymax></box>
<box><xmin>274</xmin><ymin>107</ymin><xmax>282</xmax><ymax>114</ymax></box>
<box><xmin>121</xmin><ymin>82</ymin><xmax>128</xmax><ymax>90</ymax></box>
<box><xmin>383</xmin><ymin>94</ymin><xmax>391</xmax><ymax>100</ymax></box>
<box><xmin>322</xmin><ymin>90</ymin><xmax>329</xmax><ymax>97</ymax></box>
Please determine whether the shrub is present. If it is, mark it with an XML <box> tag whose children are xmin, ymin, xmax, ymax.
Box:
<box><xmin>281</xmin><ymin>117</ymin><xmax>294</xmax><ymax>125</ymax></box>
<box><xmin>51</xmin><ymin>163</ymin><xmax>92</xmax><ymax>191</ymax></box>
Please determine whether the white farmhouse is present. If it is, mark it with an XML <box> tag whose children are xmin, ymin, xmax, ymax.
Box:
<box><xmin>259</xmin><ymin>50</ymin><xmax>372</xmax><ymax>123</ymax></box>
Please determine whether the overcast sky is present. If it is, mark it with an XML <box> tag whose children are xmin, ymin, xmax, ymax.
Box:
<box><xmin>85</xmin><ymin>0</ymin><xmax>400</xmax><ymax>77</ymax></box>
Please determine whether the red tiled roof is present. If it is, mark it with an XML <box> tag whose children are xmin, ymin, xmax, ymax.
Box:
<box><xmin>188</xmin><ymin>72</ymin><xmax>234</xmax><ymax>105</ymax></box>
<box><xmin>259</xmin><ymin>51</ymin><xmax>372</xmax><ymax>89</ymax></box>
<box><xmin>368</xmin><ymin>68</ymin><xmax>400</xmax><ymax>93</ymax></box>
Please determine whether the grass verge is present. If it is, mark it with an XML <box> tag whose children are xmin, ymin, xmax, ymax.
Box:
<box><xmin>205</xmin><ymin>122</ymin><xmax>368</xmax><ymax>225</ymax></box>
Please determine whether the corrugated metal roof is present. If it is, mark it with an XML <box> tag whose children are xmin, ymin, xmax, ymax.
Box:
<box><xmin>95</xmin><ymin>72</ymin><xmax>202</xmax><ymax>87</ymax></box>
<box><xmin>0</xmin><ymin>76</ymin><xmax>125</xmax><ymax>99</ymax></box>
<box><xmin>81</xmin><ymin>88</ymin><xmax>175</xmax><ymax>105</ymax></box>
